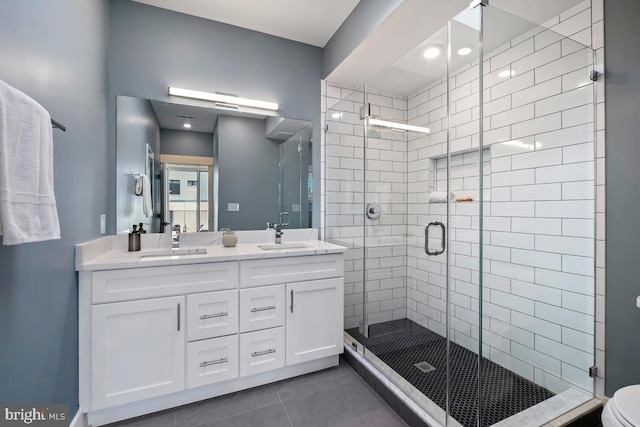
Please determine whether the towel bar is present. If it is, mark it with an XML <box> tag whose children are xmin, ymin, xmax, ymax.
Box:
<box><xmin>51</xmin><ymin>119</ymin><xmax>66</xmax><ymax>131</ymax></box>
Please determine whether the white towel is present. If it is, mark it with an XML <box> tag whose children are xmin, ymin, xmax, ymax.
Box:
<box><xmin>137</xmin><ymin>174</ymin><xmax>153</xmax><ymax>218</ymax></box>
<box><xmin>428</xmin><ymin>191</ymin><xmax>455</xmax><ymax>203</ymax></box>
<box><xmin>0</xmin><ymin>79</ymin><xmax>60</xmax><ymax>245</ymax></box>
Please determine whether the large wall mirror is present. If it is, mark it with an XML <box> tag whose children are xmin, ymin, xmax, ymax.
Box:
<box><xmin>116</xmin><ymin>95</ymin><xmax>313</xmax><ymax>234</ymax></box>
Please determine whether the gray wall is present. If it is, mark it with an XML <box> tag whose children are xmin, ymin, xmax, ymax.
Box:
<box><xmin>161</xmin><ymin>129</ymin><xmax>213</xmax><ymax>158</ymax></box>
<box><xmin>108</xmin><ymin>0</ymin><xmax>323</xmax><ymax>233</ymax></box>
<box><xmin>604</xmin><ymin>0</ymin><xmax>640</xmax><ymax>395</ymax></box>
<box><xmin>217</xmin><ymin>116</ymin><xmax>280</xmax><ymax>230</ymax></box>
<box><xmin>116</xmin><ymin>96</ymin><xmax>161</xmax><ymax>233</ymax></box>
<box><xmin>0</xmin><ymin>0</ymin><xmax>109</xmax><ymax>411</ymax></box>
<box><xmin>322</xmin><ymin>0</ymin><xmax>404</xmax><ymax>78</ymax></box>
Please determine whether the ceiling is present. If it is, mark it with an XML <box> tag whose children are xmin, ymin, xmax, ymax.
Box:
<box><xmin>131</xmin><ymin>0</ymin><xmax>360</xmax><ymax>47</ymax></box>
<box><xmin>151</xmin><ymin>101</ymin><xmax>220</xmax><ymax>133</ymax></box>
<box><xmin>367</xmin><ymin>7</ymin><xmax>539</xmax><ymax>97</ymax></box>
<box><xmin>150</xmin><ymin>101</ymin><xmax>311</xmax><ymax>143</ymax></box>
<box><xmin>150</xmin><ymin>100</ymin><xmax>271</xmax><ymax>133</ymax></box>
<box><xmin>329</xmin><ymin>0</ymin><xmax>589</xmax><ymax>96</ymax></box>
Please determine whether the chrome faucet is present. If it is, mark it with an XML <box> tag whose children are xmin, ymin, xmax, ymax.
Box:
<box><xmin>266</xmin><ymin>222</ymin><xmax>284</xmax><ymax>244</ymax></box>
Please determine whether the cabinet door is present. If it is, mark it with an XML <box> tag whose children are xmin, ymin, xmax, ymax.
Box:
<box><xmin>286</xmin><ymin>278</ymin><xmax>343</xmax><ymax>365</ymax></box>
<box><xmin>92</xmin><ymin>296</ymin><xmax>185</xmax><ymax>410</ymax></box>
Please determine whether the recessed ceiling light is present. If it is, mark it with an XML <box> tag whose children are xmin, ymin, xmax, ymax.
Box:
<box><xmin>423</xmin><ymin>47</ymin><xmax>441</xmax><ymax>59</ymax></box>
<box><xmin>183</xmin><ymin>123</ymin><xmax>192</xmax><ymax>129</ymax></box>
<box><xmin>458</xmin><ymin>47</ymin><xmax>472</xmax><ymax>56</ymax></box>
<box><xmin>498</xmin><ymin>69</ymin><xmax>516</xmax><ymax>78</ymax></box>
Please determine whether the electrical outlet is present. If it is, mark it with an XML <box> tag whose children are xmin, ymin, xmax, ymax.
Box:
<box><xmin>100</xmin><ymin>214</ymin><xmax>106</xmax><ymax>234</ymax></box>
<box><xmin>228</xmin><ymin>203</ymin><xmax>239</xmax><ymax>212</ymax></box>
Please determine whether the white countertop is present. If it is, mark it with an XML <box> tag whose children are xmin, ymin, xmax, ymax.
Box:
<box><xmin>76</xmin><ymin>238</ymin><xmax>347</xmax><ymax>272</ymax></box>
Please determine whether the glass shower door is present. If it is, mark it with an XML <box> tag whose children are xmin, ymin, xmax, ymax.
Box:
<box><xmin>479</xmin><ymin>3</ymin><xmax>597</xmax><ymax>424</ymax></box>
<box><xmin>357</xmin><ymin>4</ymin><xmax>486</xmax><ymax>424</ymax></box>
<box><xmin>325</xmin><ymin>86</ymin><xmax>367</xmax><ymax>356</ymax></box>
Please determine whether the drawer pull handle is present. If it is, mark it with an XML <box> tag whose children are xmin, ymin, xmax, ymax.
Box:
<box><xmin>200</xmin><ymin>312</ymin><xmax>228</xmax><ymax>320</ymax></box>
<box><xmin>251</xmin><ymin>349</ymin><xmax>276</xmax><ymax>357</ymax></box>
<box><xmin>251</xmin><ymin>305</ymin><xmax>276</xmax><ymax>313</ymax></box>
<box><xmin>200</xmin><ymin>358</ymin><xmax>228</xmax><ymax>368</ymax></box>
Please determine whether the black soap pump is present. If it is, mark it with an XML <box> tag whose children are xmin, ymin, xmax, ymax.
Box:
<box><xmin>128</xmin><ymin>224</ymin><xmax>141</xmax><ymax>252</ymax></box>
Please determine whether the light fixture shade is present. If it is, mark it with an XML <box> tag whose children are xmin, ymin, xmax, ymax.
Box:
<box><xmin>369</xmin><ymin>118</ymin><xmax>430</xmax><ymax>134</ymax></box>
<box><xmin>168</xmin><ymin>87</ymin><xmax>279</xmax><ymax>111</ymax></box>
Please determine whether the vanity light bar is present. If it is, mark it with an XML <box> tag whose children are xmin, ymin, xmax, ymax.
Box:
<box><xmin>368</xmin><ymin>118</ymin><xmax>430</xmax><ymax>134</ymax></box>
<box><xmin>168</xmin><ymin>87</ymin><xmax>279</xmax><ymax>111</ymax></box>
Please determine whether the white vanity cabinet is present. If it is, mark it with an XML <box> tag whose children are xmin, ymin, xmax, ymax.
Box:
<box><xmin>78</xmin><ymin>252</ymin><xmax>344</xmax><ymax>426</ymax></box>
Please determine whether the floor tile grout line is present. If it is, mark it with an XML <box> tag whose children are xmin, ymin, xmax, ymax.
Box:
<box><xmin>274</xmin><ymin>385</ymin><xmax>294</xmax><ymax>427</ymax></box>
<box><xmin>275</xmin><ymin>362</ymin><xmax>361</xmax><ymax>405</ymax></box>
<box><xmin>179</xmin><ymin>385</ymin><xmax>282</xmax><ymax>427</ymax></box>
<box><xmin>350</xmin><ymin>370</ymin><xmax>409</xmax><ymax>426</ymax></box>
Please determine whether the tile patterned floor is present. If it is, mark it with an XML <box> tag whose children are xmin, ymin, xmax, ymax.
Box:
<box><xmin>106</xmin><ymin>359</ymin><xmax>407</xmax><ymax>427</ymax></box>
<box><xmin>347</xmin><ymin>319</ymin><xmax>555</xmax><ymax>427</ymax></box>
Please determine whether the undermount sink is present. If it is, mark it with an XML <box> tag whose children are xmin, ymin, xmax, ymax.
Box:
<box><xmin>258</xmin><ymin>243</ymin><xmax>309</xmax><ymax>251</ymax></box>
<box><xmin>140</xmin><ymin>247</ymin><xmax>208</xmax><ymax>258</ymax></box>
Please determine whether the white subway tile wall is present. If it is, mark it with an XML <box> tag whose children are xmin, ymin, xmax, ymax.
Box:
<box><xmin>322</xmin><ymin>0</ymin><xmax>605</xmax><ymax>399</ymax></box>
<box><xmin>325</xmin><ymin>87</ymin><xmax>408</xmax><ymax>329</ymax></box>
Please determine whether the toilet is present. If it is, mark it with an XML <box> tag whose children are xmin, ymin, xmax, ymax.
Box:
<box><xmin>602</xmin><ymin>385</ymin><xmax>640</xmax><ymax>427</ymax></box>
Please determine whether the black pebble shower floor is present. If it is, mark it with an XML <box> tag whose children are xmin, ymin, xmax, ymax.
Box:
<box><xmin>346</xmin><ymin>319</ymin><xmax>554</xmax><ymax>427</ymax></box>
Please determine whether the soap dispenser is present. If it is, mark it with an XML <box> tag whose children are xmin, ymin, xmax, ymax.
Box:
<box><xmin>128</xmin><ymin>225</ymin><xmax>141</xmax><ymax>252</ymax></box>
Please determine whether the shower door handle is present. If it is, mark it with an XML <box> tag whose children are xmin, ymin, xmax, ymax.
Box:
<box><xmin>424</xmin><ymin>222</ymin><xmax>445</xmax><ymax>256</ymax></box>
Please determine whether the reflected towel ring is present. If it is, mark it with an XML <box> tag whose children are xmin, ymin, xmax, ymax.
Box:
<box><xmin>133</xmin><ymin>174</ymin><xmax>143</xmax><ymax>196</ymax></box>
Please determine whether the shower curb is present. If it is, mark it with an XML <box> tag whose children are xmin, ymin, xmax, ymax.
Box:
<box><xmin>342</xmin><ymin>344</ymin><xmax>435</xmax><ymax>427</ymax></box>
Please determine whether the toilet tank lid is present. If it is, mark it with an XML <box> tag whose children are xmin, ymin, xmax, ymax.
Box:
<box><xmin>614</xmin><ymin>385</ymin><xmax>640</xmax><ymax>426</ymax></box>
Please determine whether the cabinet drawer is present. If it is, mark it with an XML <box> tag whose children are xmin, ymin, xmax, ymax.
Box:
<box><xmin>187</xmin><ymin>335</ymin><xmax>239</xmax><ymax>389</ymax></box>
<box><xmin>92</xmin><ymin>262</ymin><xmax>239</xmax><ymax>303</ymax></box>
<box><xmin>239</xmin><ymin>285</ymin><xmax>284</xmax><ymax>333</ymax></box>
<box><xmin>239</xmin><ymin>327</ymin><xmax>285</xmax><ymax>377</ymax></box>
<box><xmin>187</xmin><ymin>290</ymin><xmax>238</xmax><ymax>341</ymax></box>
<box><xmin>240</xmin><ymin>254</ymin><xmax>343</xmax><ymax>288</ymax></box>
